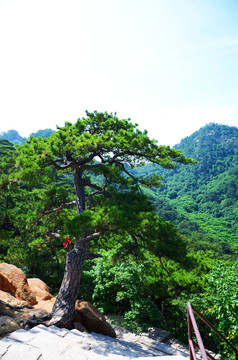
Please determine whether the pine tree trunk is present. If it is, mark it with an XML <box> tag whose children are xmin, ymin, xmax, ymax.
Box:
<box><xmin>74</xmin><ymin>166</ymin><xmax>85</xmax><ymax>214</ymax></box>
<box><xmin>48</xmin><ymin>242</ymin><xmax>85</xmax><ymax>328</ymax></box>
<box><xmin>48</xmin><ymin>166</ymin><xmax>87</xmax><ymax>328</ymax></box>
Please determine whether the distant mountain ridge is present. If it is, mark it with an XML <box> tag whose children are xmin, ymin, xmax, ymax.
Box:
<box><xmin>0</xmin><ymin>130</ymin><xmax>26</xmax><ymax>145</ymax></box>
<box><xmin>0</xmin><ymin>129</ymin><xmax>55</xmax><ymax>145</ymax></box>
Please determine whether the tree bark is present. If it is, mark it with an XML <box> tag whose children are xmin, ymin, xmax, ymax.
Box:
<box><xmin>48</xmin><ymin>242</ymin><xmax>85</xmax><ymax>328</ymax></box>
<box><xmin>74</xmin><ymin>166</ymin><xmax>85</xmax><ymax>214</ymax></box>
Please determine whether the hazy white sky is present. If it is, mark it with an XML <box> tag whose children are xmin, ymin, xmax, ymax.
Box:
<box><xmin>0</xmin><ymin>0</ymin><xmax>238</xmax><ymax>145</ymax></box>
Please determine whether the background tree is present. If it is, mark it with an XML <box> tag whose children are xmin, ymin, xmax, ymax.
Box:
<box><xmin>7</xmin><ymin>111</ymin><xmax>194</xmax><ymax>328</ymax></box>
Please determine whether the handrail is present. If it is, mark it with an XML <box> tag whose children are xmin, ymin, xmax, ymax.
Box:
<box><xmin>187</xmin><ymin>302</ymin><xmax>238</xmax><ymax>360</ymax></box>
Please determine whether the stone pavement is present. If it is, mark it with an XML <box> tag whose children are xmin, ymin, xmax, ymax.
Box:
<box><xmin>0</xmin><ymin>324</ymin><xmax>190</xmax><ymax>360</ymax></box>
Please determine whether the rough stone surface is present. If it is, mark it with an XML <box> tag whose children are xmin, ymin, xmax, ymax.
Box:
<box><xmin>0</xmin><ymin>325</ymin><xmax>190</xmax><ymax>359</ymax></box>
<box><xmin>146</xmin><ymin>327</ymin><xmax>171</xmax><ymax>342</ymax></box>
<box><xmin>0</xmin><ymin>342</ymin><xmax>42</xmax><ymax>360</ymax></box>
<box><xmin>28</xmin><ymin>278</ymin><xmax>53</xmax><ymax>301</ymax></box>
<box><xmin>0</xmin><ymin>270</ymin><xmax>55</xmax><ymax>337</ymax></box>
<box><xmin>0</xmin><ymin>316</ymin><xmax>20</xmax><ymax>337</ymax></box>
<box><xmin>74</xmin><ymin>300</ymin><xmax>116</xmax><ymax>338</ymax></box>
<box><xmin>0</xmin><ymin>263</ymin><xmax>37</xmax><ymax>306</ymax></box>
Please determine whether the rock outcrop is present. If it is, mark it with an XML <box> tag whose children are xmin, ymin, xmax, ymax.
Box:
<box><xmin>0</xmin><ymin>263</ymin><xmax>37</xmax><ymax>306</ymax></box>
<box><xmin>28</xmin><ymin>278</ymin><xmax>53</xmax><ymax>301</ymax></box>
<box><xmin>0</xmin><ymin>263</ymin><xmax>116</xmax><ymax>338</ymax></box>
<box><xmin>74</xmin><ymin>300</ymin><xmax>116</xmax><ymax>338</ymax></box>
<box><xmin>0</xmin><ymin>316</ymin><xmax>19</xmax><ymax>335</ymax></box>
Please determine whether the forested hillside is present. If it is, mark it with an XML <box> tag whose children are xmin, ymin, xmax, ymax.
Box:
<box><xmin>0</xmin><ymin>120</ymin><xmax>237</xmax><ymax>358</ymax></box>
<box><xmin>0</xmin><ymin>128</ymin><xmax>55</xmax><ymax>144</ymax></box>
<box><xmin>135</xmin><ymin>123</ymin><xmax>238</xmax><ymax>251</ymax></box>
<box><xmin>0</xmin><ymin>130</ymin><xmax>26</xmax><ymax>144</ymax></box>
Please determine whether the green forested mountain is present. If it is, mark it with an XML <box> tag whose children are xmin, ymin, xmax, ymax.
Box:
<box><xmin>0</xmin><ymin>128</ymin><xmax>55</xmax><ymax>144</ymax></box>
<box><xmin>135</xmin><ymin>123</ymin><xmax>238</xmax><ymax>250</ymax></box>
<box><xmin>29</xmin><ymin>129</ymin><xmax>55</xmax><ymax>138</ymax></box>
<box><xmin>0</xmin><ymin>130</ymin><xmax>26</xmax><ymax>145</ymax></box>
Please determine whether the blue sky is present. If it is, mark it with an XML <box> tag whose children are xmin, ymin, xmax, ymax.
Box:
<box><xmin>0</xmin><ymin>0</ymin><xmax>238</xmax><ymax>145</ymax></box>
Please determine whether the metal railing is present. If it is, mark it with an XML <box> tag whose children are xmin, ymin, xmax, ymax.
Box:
<box><xmin>187</xmin><ymin>302</ymin><xmax>237</xmax><ymax>360</ymax></box>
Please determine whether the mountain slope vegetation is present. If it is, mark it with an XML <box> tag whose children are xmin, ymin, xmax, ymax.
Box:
<box><xmin>134</xmin><ymin>123</ymin><xmax>238</xmax><ymax>250</ymax></box>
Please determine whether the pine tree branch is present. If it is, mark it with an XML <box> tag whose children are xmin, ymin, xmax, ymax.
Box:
<box><xmin>83</xmin><ymin>252</ymin><xmax>103</xmax><ymax>260</ymax></box>
<box><xmin>32</xmin><ymin>201</ymin><xmax>76</xmax><ymax>226</ymax></box>
<box><xmin>46</xmin><ymin>230</ymin><xmax>61</xmax><ymax>238</ymax></box>
<box><xmin>52</xmin><ymin>159</ymin><xmax>74</xmax><ymax>170</ymax></box>
<box><xmin>84</xmin><ymin>181</ymin><xmax>112</xmax><ymax>199</ymax></box>
<box><xmin>81</xmin><ymin>232</ymin><xmax>101</xmax><ymax>243</ymax></box>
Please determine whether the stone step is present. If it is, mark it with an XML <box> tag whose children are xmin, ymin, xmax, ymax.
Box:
<box><xmin>0</xmin><ymin>324</ymin><xmax>189</xmax><ymax>359</ymax></box>
<box><xmin>115</xmin><ymin>332</ymin><xmax>188</xmax><ymax>357</ymax></box>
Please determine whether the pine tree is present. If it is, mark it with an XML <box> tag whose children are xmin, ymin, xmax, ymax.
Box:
<box><xmin>5</xmin><ymin>111</ymin><xmax>194</xmax><ymax>327</ymax></box>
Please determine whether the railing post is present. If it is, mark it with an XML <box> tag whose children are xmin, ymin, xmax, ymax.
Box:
<box><xmin>188</xmin><ymin>306</ymin><xmax>195</xmax><ymax>359</ymax></box>
<box><xmin>187</xmin><ymin>302</ymin><xmax>209</xmax><ymax>360</ymax></box>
